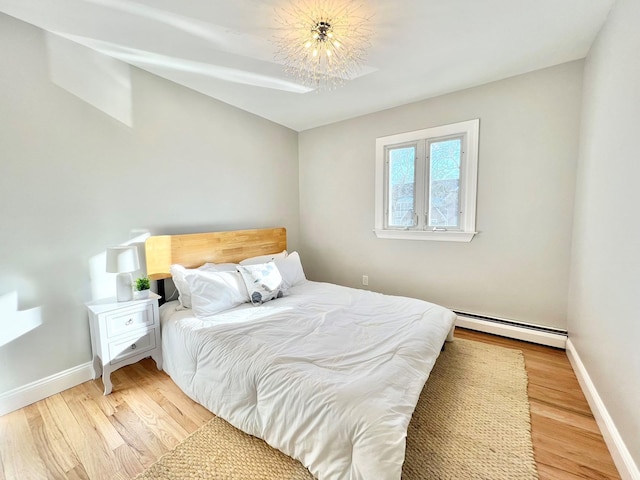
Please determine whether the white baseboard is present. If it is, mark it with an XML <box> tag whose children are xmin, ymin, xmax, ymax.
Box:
<box><xmin>0</xmin><ymin>362</ymin><xmax>94</xmax><ymax>417</ymax></box>
<box><xmin>455</xmin><ymin>314</ymin><xmax>567</xmax><ymax>348</ymax></box>
<box><xmin>566</xmin><ymin>340</ymin><xmax>640</xmax><ymax>480</ymax></box>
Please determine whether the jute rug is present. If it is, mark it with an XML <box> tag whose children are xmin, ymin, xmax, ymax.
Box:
<box><xmin>136</xmin><ymin>339</ymin><xmax>538</xmax><ymax>479</ymax></box>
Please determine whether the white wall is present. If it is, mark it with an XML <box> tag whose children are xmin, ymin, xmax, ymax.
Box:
<box><xmin>568</xmin><ymin>0</ymin><xmax>640</xmax><ymax>469</ymax></box>
<box><xmin>0</xmin><ymin>13</ymin><xmax>299</xmax><ymax>394</ymax></box>
<box><xmin>299</xmin><ymin>61</ymin><xmax>583</xmax><ymax>330</ymax></box>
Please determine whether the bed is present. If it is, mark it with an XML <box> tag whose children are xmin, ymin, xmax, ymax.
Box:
<box><xmin>145</xmin><ymin>227</ymin><xmax>456</xmax><ymax>480</ymax></box>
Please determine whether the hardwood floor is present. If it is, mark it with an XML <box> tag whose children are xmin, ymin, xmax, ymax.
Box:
<box><xmin>455</xmin><ymin>328</ymin><xmax>620</xmax><ymax>480</ymax></box>
<box><xmin>0</xmin><ymin>328</ymin><xmax>621</xmax><ymax>479</ymax></box>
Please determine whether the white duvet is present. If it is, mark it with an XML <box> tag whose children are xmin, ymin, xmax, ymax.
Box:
<box><xmin>160</xmin><ymin>280</ymin><xmax>456</xmax><ymax>480</ymax></box>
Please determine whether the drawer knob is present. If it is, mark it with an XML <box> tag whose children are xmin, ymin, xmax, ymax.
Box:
<box><xmin>131</xmin><ymin>344</ymin><xmax>137</xmax><ymax>350</ymax></box>
<box><xmin>125</xmin><ymin>319</ymin><xmax>133</xmax><ymax>325</ymax></box>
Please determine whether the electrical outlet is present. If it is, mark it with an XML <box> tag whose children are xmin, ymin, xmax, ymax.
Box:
<box><xmin>362</xmin><ymin>275</ymin><xmax>369</xmax><ymax>286</ymax></box>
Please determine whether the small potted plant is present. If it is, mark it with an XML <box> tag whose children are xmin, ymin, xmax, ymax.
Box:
<box><xmin>134</xmin><ymin>275</ymin><xmax>151</xmax><ymax>299</ymax></box>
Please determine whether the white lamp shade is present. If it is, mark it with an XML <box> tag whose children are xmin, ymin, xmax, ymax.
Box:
<box><xmin>106</xmin><ymin>246</ymin><xmax>140</xmax><ymax>273</ymax></box>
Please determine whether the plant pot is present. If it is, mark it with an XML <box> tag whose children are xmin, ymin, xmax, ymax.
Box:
<box><xmin>136</xmin><ymin>289</ymin><xmax>150</xmax><ymax>299</ymax></box>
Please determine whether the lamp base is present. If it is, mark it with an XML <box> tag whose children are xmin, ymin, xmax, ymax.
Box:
<box><xmin>115</xmin><ymin>272</ymin><xmax>133</xmax><ymax>302</ymax></box>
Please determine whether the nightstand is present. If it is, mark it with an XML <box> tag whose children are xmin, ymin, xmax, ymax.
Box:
<box><xmin>86</xmin><ymin>293</ymin><xmax>162</xmax><ymax>394</ymax></box>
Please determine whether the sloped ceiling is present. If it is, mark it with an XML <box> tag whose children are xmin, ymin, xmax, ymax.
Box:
<box><xmin>0</xmin><ymin>0</ymin><xmax>614</xmax><ymax>131</ymax></box>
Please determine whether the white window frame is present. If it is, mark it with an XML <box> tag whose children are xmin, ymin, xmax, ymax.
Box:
<box><xmin>374</xmin><ymin>119</ymin><xmax>479</xmax><ymax>242</ymax></box>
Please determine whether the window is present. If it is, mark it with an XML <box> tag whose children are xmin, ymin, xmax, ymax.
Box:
<box><xmin>374</xmin><ymin>119</ymin><xmax>479</xmax><ymax>242</ymax></box>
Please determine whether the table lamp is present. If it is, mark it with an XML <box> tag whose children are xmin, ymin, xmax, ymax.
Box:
<box><xmin>106</xmin><ymin>246</ymin><xmax>140</xmax><ymax>302</ymax></box>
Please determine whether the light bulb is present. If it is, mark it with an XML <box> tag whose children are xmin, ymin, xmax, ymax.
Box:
<box><xmin>334</xmin><ymin>41</ymin><xmax>341</xmax><ymax>48</ymax></box>
<box><xmin>326</xmin><ymin>49</ymin><xmax>332</xmax><ymax>57</ymax></box>
<box><xmin>312</xmin><ymin>48</ymin><xmax>318</xmax><ymax>57</ymax></box>
<box><xmin>305</xmin><ymin>41</ymin><xmax>312</xmax><ymax>48</ymax></box>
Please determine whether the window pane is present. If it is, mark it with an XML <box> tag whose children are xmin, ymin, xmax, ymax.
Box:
<box><xmin>429</xmin><ymin>138</ymin><xmax>461</xmax><ymax>228</ymax></box>
<box><xmin>388</xmin><ymin>146</ymin><xmax>415</xmax><ymax>227</ymax></box>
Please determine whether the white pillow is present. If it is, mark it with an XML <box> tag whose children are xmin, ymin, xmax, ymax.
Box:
<box><xmin>187</xmin><ymin>270</ymin><xmax>250</xmax><ymax>317</ymax></box>
<box><xmin>200</xmin><ymin>262</ymin><xmax>238</xmax><ymax>272</ymax></box>
<box><xmin>274</xmin><ymin>251</ymin><xmax>306</xmax><ymax>290</ymax></box>
<box><xmin>237</xmin><ymin>262</ymin><xmax>285</xmax><ymax>305</ymax></box>
<box><xmin>170</xmin><ymin>263</ymin><xmax>235</xmax><ymax>309</ymax></box>
<box><xmin>239</xmin><ymin>250</ymin><xmax>288</xmax><ymax>266</ymax></box>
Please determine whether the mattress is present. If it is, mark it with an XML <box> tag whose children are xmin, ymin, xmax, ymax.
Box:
<box><xmin>160</xmin><ymin>280</ymin><xmax>456</xmax><ymax>480</ymax></box>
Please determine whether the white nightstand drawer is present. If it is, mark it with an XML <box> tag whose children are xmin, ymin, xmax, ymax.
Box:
<box><xmin>105</xmin><ymin>304</ymin><xmax>155</xmax><ymax>338</ymax></box>
<box><xmin>109</xmin><ymin>330</ymin><xmax>156</xmax><ymax>365</ymax></box>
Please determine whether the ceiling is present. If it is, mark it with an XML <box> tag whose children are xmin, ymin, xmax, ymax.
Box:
<box><xmin>0</xmin><ymin>0</ymin><xmax>614</xmax><ymax>131</ymax></box>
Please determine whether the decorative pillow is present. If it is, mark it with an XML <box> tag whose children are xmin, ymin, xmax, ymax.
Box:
<box><xmin>170</xmin><ymin>263</ymin><xmax>235</xmax><ymax>309</ymax></box>
<box><xmin>237</xmin><ymin>262</ymin><xmax>285</xmax><ymax>305</ymax></box>
<box><xmin>239</xmin><ymin>250</ymin><xmax>288</xmax><ymax>266</ymax></box>
<box><xmin>273</xmin><ymin>251</ymin><xmax>307</xmax><ymax>290</ymax></box>
<box><xmin>186</xmin><ymin>270</ymin><xmax>250</xmax><ymax>318</ymax></box>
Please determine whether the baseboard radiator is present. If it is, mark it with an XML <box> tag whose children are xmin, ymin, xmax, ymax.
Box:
<box><xmin>454</xmin><ymin>311</ymin><xmax>567</xmax><ymax>349</ymax></box>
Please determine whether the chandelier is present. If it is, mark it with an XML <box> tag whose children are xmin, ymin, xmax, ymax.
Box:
<box><xmin>273</xmin><ymin>1</ymin><xmax>372</xmax><ymax>90</ymax></box>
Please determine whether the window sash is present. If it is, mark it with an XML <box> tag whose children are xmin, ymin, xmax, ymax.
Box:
<box><xmin>384</xmin><ymin>142</ymin><xmax>419</xmax><ymax>229</ymax></box>
<box><xmin>384</xmin><ymin>136</ymin><xmax>465</xmax><ymax>232</ymax></box>
<box><xmin>426</xmin><ymin>134</ymin><xmax>464</xmax><ymax>230</ymax></box>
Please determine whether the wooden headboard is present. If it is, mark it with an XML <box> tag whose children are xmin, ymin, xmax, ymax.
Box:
<box><xmin>145</xmin><ymin>227</ymin><xmax>287</xmax><ymax>281</ymax></box>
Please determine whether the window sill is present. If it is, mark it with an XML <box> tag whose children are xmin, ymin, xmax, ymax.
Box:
<box><xmin>373</xmin><ymin>229</ymin><xmax>477</xmax><ymax>242</ymax></box>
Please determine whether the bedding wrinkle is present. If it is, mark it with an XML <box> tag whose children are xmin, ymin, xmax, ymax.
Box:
<box><xmin>160</xmin><ymin>281</ymin><xmax>456</xmax><ymax>480</ymax></box>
